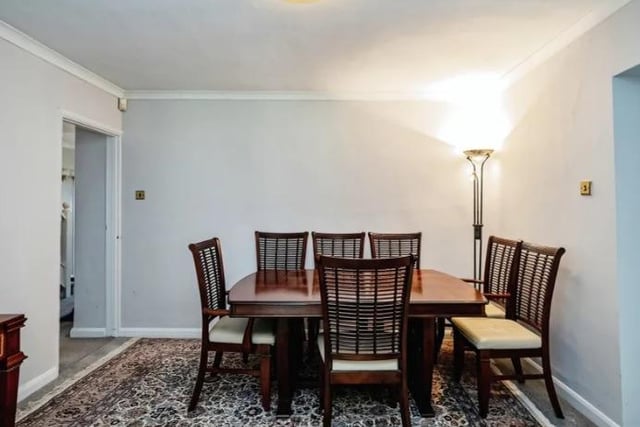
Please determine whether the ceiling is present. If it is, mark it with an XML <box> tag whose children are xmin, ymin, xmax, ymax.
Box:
<box><xmin>0</xmin><ymin>0</ymin><xmax>627</xmax><ymax>93</ymax></box>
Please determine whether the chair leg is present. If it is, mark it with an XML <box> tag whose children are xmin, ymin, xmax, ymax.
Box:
<box><xmin>434</xmin><ymin>317</ymin><xmax>445</xmax><ymax>362</ymax></box>
<box><xmin>308</xmin><ymin>318</ymin><xmax>319</xmax><ymax>355</ymax></box>
<box><xmin>208</xmin><ymin>351</ymin><xmax>223</xmax><ymax>379</ymax></box>
<box><xmin>188</xmin><ymin>346</ymin><xmax>208</xmax><ymax>411</ymax></box>
<box><xmin>260</xmin><ymin>352</ymin><xmax>271</xmax><ymax>411</ymax></box>
<box><xmin>542</xmin><ymin>352</ymin><xmax>564</xmax><ymax>418</ymax></box>
<box><xmin>322</xmin><ymin>372</ymin><xmax>332</xmax><ymax>427</ymax></box>
<box><xmin>453</xmin><ymin>329</ymin><xmax>465</xmax><ymax>381</ymax></box>
<box><xmin>398</xmin><ymin>378</ymin><xmax>411</xmax><ymax>427</ymax></box>
<box><xmin>511</xmin><ymin>357</ymin><xmax>525</xmax><ymax>384</ymax></box>
<box><xmin>242</xmin><ymin>352</ymin><xmax>249</xmax><ymax>363</ymax></box>
<box><xmin>213</xmin><ymin>351</ymin><xmax>223</xmax><ymax>368</ymax></box>
<box><xmin>319</xmin><ymin>362</ymin><xmax>325</xmax><ymax>407</ymax></box>
<box><xmin>477</xmin><ymin>350</ymin><xmax>492</xmax><ymax>418</ymax></box>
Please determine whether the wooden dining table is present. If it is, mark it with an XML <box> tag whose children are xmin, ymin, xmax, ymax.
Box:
<box><xmin>228</xmin><ymin>269</ymin><xmax>486</xmax><ymax>418</ymax></box>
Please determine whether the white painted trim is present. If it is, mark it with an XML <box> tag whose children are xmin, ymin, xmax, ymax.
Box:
<box><xmin>503</xmin><ymin>0</ymin><xmax>632</xmax><ymax>86</ymax></box>
<box><xmin>16</xmin><ymin>338</ymin><xmax>139</xmax><ymax>421</ymax></box>
<box><xmin>69</xmin><ymin>327</ymin><xmax>107</xmax><ymax>338</ymax></box>
<box><xmin>61</xmin><ymin>110</ymin><xmax>122</xmax><ymax>136</ymax></box>
<box><xmin>118</xmin><ymin>328</ymin><xmax>201</xmax><ymax>338</ymax></box>
<box><xmin>17</xmin><ymin>366</ymin><xmax>58</xmax><ymax>402</ymax></box>
<box><xmin>490</xmin><ymin>362</ymin><xmax>553</xmax><ymax>427</ymax></box>
<box><xmin>522</xmin><ymin>358</ymin><xmax>621</xmax><ymax>427</ymax></box>
<box><xmin>125</xmin><ymin>90</ymin><xmax>428</xmax><ymax>101</ymax></box>
<box><xmin>2</xmin><ymin>0</ymin><xmax>628</xmax><ymax>102</ymax></box>
<box><xmin>105</xmin><ymin>135</ymin><xmax>122</xmax><ymax>337</ymax></box>
<box><xmin>0</xmin><ymin>20</ymin><xmax>124</xmax><ymax>98</ymax></box>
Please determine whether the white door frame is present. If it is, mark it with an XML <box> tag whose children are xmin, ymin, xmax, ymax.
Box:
<box><xmin>60</xmin><ymin>110</ymin><xmax>122</xmax><ymax>337</ymax></box>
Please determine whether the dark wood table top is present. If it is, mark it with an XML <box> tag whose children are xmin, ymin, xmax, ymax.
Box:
<box><xmin>229</xmin><ymin>269</ymin><xmax>486</xmax><ymax>317</ymax></box>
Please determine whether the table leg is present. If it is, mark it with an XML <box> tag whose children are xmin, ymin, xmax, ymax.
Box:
<box><xmin>275</xmin><ymin>318</ymin><xmax>292</xmax><ymax>418</ymax></box>
<box><xmin>409</xmin><ymin>317</ymin><xmax>436</xmax><ymax>417</ymax></box>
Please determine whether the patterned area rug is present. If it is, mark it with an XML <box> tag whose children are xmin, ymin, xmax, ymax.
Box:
<box><xmin>18</xmin><ymin>337</ymin><xmax>539</xmax><ymax>426</ymax></box>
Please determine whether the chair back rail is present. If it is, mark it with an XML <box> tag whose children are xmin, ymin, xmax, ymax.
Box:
<box><xmin>255</xmin><ymin>231</ymin><xmax>309</xmax><ymax>271</ymax></box>
<box><xmin>312</xmin><ymin>232</ymin><xmax>366</xmax><ymax>264</ymax></box>
<box><xmin>483</xmin><ymin>236</ymin><xmax>522</xmax><ymax>317</ymax></box>
<box><xmin>188</xmin><ymin>238</ymin><xmax>227</xmax><ymax>312</ymax></box>
<box><xmin>515</xmin><ymin>243</ymin><xmax>566</xmax><ymax>334</ymax></box>
<box><xmin>368</xmin><ymin>232</ymin><xmax>421</xmax><ymax>269</ymax></box>
<box><xmin>317</xmin><ymin>255</ymin><xmax>413</xmax><ymax>365</ymax></box>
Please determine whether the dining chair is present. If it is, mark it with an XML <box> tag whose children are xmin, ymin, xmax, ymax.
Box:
<box><xmin>316</xmin><ymin>255</ymin><xmax>414</xmax><ymax>427</ymax></box>
<box><xmin>435</xmin><ymin>236</ymin><xmax>523</xmax><ymax>358</ymax></box>
<box><xmin>368</xmin><ymin>232</ymin><xmax>421</xmax><ymax>269</ymax></box>
<box><xmin>255</xmin><ymin>231</ymin><xmax>309</xmax><ymax>271</ymax></box>
<box><xmin>312</xmin><ymin>232</ymin><xmax>366</xmax><ymax>262</ymax></box>
<box><xmin>255</xmin><ymin>231</ymin><xmax>309</xmax><ymax>353</ymax></box>
<box><xmin>188</xmin><ymin>237</ymin><xmax>275</xmax><ymax>411</ymax></box>
<box><xmin>451</xmin><ymin>242</ymin><xmax>566</xmax><ymax>418</ymax></box>
<box><xmin>309</xmin><ymin>232</ymin><xmax>366</xmax><ymax>346</ymax></box>
<box><xmin>465</xmin><ymin>236</ymin><xmax>523</xmax><ymax>318</ymax></box>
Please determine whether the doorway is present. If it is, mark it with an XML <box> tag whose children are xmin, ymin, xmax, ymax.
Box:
<box><xmin>59</xmin><ymin>114</ymin><xmax>121</xmax><ymax>347</ymax></box>
<box><xmin>613</xmin><ymin>67</ymin><xmax>640</xmax><ymax>426</ymax></box>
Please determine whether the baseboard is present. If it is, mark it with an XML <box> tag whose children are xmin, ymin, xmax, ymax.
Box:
<box><xmin>491</xmin><ymin>363</ymin><xmax>553</xmax><ymax>427</ymax></box>
<box><xmin>69</xmin><ymin>327</ymin><xmax>107</xmax><ymax>338</ymax></box>
<box><xmin>523</xmin><ymin>358</ymin><xmax>620</xmax><ymax>427</ymax></box>
<box><xmin>118</xmin><ymin>327</ymin><xmax>200</xmax><ymax>338</ymax></box>
<box><xmin>18</xmin><ymin>366</ymin><xmax>58</xmax><ymax>402</ymax></box>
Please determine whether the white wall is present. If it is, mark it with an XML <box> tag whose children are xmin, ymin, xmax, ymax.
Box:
<box><xmin>73</xmin><ymin>128</ymin><xmax>108</xmax><ymax>331</ymax></box>
<box><xmin>613</xmin><ymin>72</ymin><xmax>640</xmax><ymax>427</ymax></box>
<box><xmin>121</xmin><ymin>100</ymin><xmax>483</xmax><ymax>329</ymax></box>
<box><xmin>497</xmin><ymin>2</ymin><xmax>640</xmax><ymax>425</ymax></box>
<box><xmin>0</xmin><ymin>37</ymin><xmax>121</xmax><ymax>398</ymax></box>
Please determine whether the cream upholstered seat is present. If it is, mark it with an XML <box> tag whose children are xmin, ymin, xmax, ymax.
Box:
<box><xmin>452</xmin><ymin>243</ymin><xmax>566</xmax><ymax>419</ymax></box>
<box><xmin>209</xmin><ymin>317</ymin><xmax>275</xmax><ymax>345</ymax></box>
<box><xmin>317</xmin><ymin>335</ymin><xmax>398</xmax><ymax>371</ymax></box>
<box><xmin>451</xmin><ymin>317</ymin><xmax>541</xmax><ymax>349</ymax></box>
<box><xmin>484</xmin><ymin>301</ymin><xmax>506</xmax><ymax>318</ymax></box>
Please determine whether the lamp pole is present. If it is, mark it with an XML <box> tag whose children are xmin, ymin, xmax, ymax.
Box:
<box><xmin>464</xmin><ymin>149</ymin><xmax>493</xmax><ymax>288</ymax></box>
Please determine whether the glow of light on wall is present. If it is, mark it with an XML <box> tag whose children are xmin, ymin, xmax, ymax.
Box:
<box><xmin>422</xmin><ymin>74</ymin><xmax>511</xmax><ymax>152</ymax></box>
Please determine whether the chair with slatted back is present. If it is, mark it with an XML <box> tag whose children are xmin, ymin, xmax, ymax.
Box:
<box><xmin>435</xmin><ymin>236</ymin><xmax>523</xmax><ymax>358</ymax></box>
<box><xmin>255</xmin><ymin>231</ymin><xmax>309</xmax><ymax>270</ymax></box>
<box><xmin>467</xmin><ymin>236</ymin><xmax>523</xmax><ymax>318</ymax></box>
<box><xmin>452</xmin><ymin>243</ymin><xmax>566</xmax><ymax>418</ymax></box>
<box><xmin>369</xmin><ymin>232</ymin><xmax>421</xmax><ymax>269</ymax></box>
<box><xmin>188</xmin><ymin>237</ymin><xmax>275</xmax><ymax>412</ymax></box>
<box><xmin>316</xmin><ymin>255</ymin><xmax>414</xmax><ymax>427</ymax></box>
<box><xmin>255</xmin><ymin>231</ymin><xmax>309</xmax><ymax>350</ymax></box>
<box><xmin>312</xmin><ymin>232</ymin><xmax>366</xmax><ymax>262</ymax></box>
<box><xmin>309</xmin><ymin>232</ymin><xmax>366</xmax><ymax>348</ymax></box>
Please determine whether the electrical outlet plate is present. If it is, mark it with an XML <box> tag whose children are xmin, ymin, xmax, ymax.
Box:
<box><xmin>580</xmin><ymin>181</ymin><xmax>592</xmax><ymax>196</ymax></box>
<box><xmin>135</xmin><ymin>190</ymin><xmax>145</xmax><ymax>200</ymax></box>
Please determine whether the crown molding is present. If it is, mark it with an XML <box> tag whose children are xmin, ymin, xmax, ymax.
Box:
<box><xmin>125</xmin><ymin>90</ymin><xmax>429</xmax><ymax>101</ymax></box>
<box><xmin>503</xmin><ymin>0</ymin><xmax>632</xmax><ymax>86</ymax></box>
<box><xmin>1</xmin><ymin>0</ymin><xmax>630</xmax><ymax>102</ymax></box>
<box><xmin>0</xmin><ymin>20</ymin><xmax>124</xmax><ymax>98</ymax></box>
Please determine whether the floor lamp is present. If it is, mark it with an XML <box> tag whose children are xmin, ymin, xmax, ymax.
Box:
<box><xmin>464</xmin><ymin>149</ymin><xmax>493</xmax><ymax>287</ymax></box>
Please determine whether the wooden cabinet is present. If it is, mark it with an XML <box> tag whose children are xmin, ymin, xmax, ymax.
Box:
<box><xmin>0</xmin><ymin>315</ymin><xmax>26</xmax><ymax>427</ymax></box>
